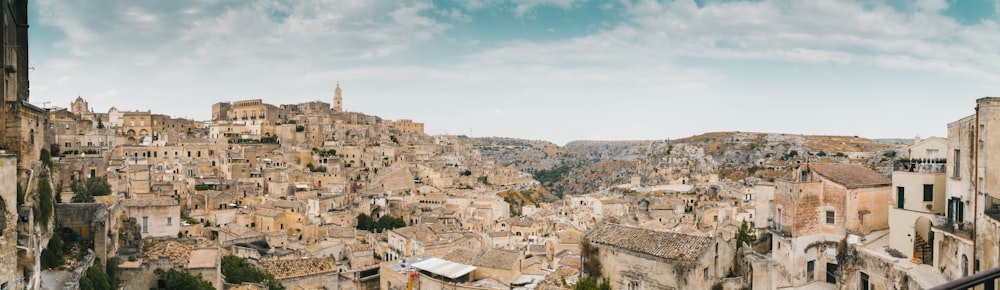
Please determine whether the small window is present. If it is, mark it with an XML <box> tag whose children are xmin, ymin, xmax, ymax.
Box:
<box><xmin>65</xmin><ymin>142</ymin><xmax>71</xmax><ymax>148</ymax></box>
<box><xmin>860</xmin><ymin>272</ymin><xmax>870</xmax><ymax>290</ymax></box>
<box><xmin>807</xmin><ymin>260</ymin><xmax>815</xmax><ymax>281</ymax></box>
<box><xmin>923</xmin><ymin>184</ymin><xmax>934</xmax><ymax>202</ymax></box>
<box><xmin>825</xmin><ymin>211</ymin><xmax>835</xmax><ymax>224</ymax></box>
<box><xmin>167</xmin><ymin>217</ymin><xmax>172</xmax><ymax>225</ymax></box>
<box><xmin>954</xmin><ymin>150</ymin><xmax>961</xmax><ymax>177</ymax></box>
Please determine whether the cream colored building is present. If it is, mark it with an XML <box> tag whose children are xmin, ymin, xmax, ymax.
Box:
<box><xmin>122</xmin><ymin>197</ymin><xmax>181</xmax><ymax>239</ymax></box>
<box><xmin>887</xmin><ymin>137</ymin><xmax>947</xmax><ymax>264</ymax></box>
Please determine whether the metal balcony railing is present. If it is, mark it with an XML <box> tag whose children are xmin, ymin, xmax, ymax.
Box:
<box><xmin>894</xmin><ymin>160</ymin><xmax>947</xmax><ymax>173</ymax></box>
<box><xmin>927</xmin><ymin>267</ymin><xmax>1000</xmax><ymax>290</ymax></box>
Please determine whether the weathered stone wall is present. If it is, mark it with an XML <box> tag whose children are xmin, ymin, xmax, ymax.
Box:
<box><xmin>0</xmin><ymin>155</ymin><xmax>21</xmax><ymax>286</ymax></box>
<box><xmin>54</xmin><ymin>203</ymin><xmax>107</xmax><ymax>239</ymax></box>
<box><xmin>118</xmin><ymin>258</ymin><xmax>177</xmax><ymax>290</ymax></box>
<box><xmin>592</xmin><ymin>238</ymin><xmax>728</xmax><ymax>290</ymax></box>
<box><xmin>847</xmin><ymin>186</ymin><xmax>890</xmax><ymax>235</ymax></box>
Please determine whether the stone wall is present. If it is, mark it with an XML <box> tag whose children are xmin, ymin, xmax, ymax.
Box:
<box><xmin>54</xmin><ymin>203</ymin><xmax>107</xmax><ymax>239</ymax></box>
<box><xmin>59</xmin><ymin>250</ymin><xmax>95</xmax><ymax>290</ymax></box>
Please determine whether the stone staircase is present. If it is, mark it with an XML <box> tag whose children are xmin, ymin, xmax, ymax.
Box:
<box><xmin>914</xmin><ymin>232</ymin><xmax>932</xmax><ymax>265</ymax></box>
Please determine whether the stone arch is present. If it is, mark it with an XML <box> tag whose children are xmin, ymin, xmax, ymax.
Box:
<box><xmin>914</xmin><ymin>216</ymin><xmax>932</xmax><ymax>264</ymax></box>
<box><xmin>126</xmin><ymin>129</ymin><xmax>136</xmax><ymax>137</ymax></box>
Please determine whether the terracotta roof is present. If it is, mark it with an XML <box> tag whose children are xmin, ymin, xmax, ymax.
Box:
<box><xmin>260</xmin><ymin>258</ymin><xmax>338</xmax><ymax>280</ymax></box>
<box><xmin>442</xmin><ymin>248</ymin><xmax>521</xmax><ymax>270</ymax></box>
<box><xmin>809</xmin><ymin>163</ymin><xmax>890</xmax><ymax>188</ymax></box>
<box><xmin>474</xmin><ymin>249</ymin><xmax>520</xmax><ymax>269</ymax></box>
<box><xmin>584</xmin><ymin>223</ymin><xmax>713</xmax><ymax>263</ymax></box>
<box><xmin>441</xmin><ymin>248</ymin><xmax>480</xmax><ymax>265</ymax></box>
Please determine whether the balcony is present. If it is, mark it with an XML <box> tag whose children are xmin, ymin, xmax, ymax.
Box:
<box><xmin>933</xmin><ymin>220</ymin><xmax>973</xmax><ymax>241</ymax></box>
<box><xmin>767</xmin><ymin>222</ymin><xmax>792</xmax><ymax>238</ymax></box>
<box><xmin>895</xmin><ymin>158</ymin><xmax>947</xmax><ymax>173</ymax></box>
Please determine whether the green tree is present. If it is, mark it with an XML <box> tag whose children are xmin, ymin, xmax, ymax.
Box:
<box><xmin>574</xmin><ymin>277</ymin><xmax>611</xmax><ymax>290</ymax></box>
<box><xmin>40</xmin><ymin>148</ymin><xmax>53</xmax><ymax>168</ymax></box>
<box><xmin>36</xmin><ymin>177</ymin><xmax>54</xmax><ymax>228</ymax></box>
<box><xmin>374</xmin><ymin>215</ymin><xmax>406</xmax><ymax>233</ymax></box>
<box><xmin>40</xmin><ymin>234</ymin><xmax>64</xmax><ymax>269</ymax></box>
<box><xmin>80</xmin><ymin>263</ymin><xmax>112</xmax><ymax>290</ymax></box>
<box><xmin>734</xmin><ymin>220</ymin><xmax>757</xmax><ymax>251</ymax></box>
<box><xmin>106</xmin><ymin>259</ymin><xmax>120</xmax><ymax>289</ymax></box>
<box><xmin>153</xmin><ymin>268</ymin><xmax>215</xmax><ymax>290</ymax></box>
<box><xmin>71</xmin><ymin>177</ymin><xmax>112</xmax><ymax>203</ymax></box>
<box><xmin>222</xmin><ymin>255</ymin><xmax>285</xmax><ymax>290</ymax></box>
<box><xmin>356</xmin><ymin>213</ymin><xmax>374</xmax><ymax>231</ymax></box>
<box><xmin>16</xmin><ymin>182</ymin><xmax>23</xmax><ymax>206</ymax></box>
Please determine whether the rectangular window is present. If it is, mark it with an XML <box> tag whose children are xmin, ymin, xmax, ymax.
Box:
<box><xmin>167</xmin><ymin>217</ymin><xmax>172</xmax><ymax>225</ymax></box>
<box><xmin>860</xmin><ymin>272</ymin><xmax>870</xmax><ymax>290</ymax></box>
<box><xmin>187</xmin><ymin>151</ymin><xmax>191</xmax><ymax>157</ymax></box>
<box><xmin>65</xmin><ymin>142</ymin><xmax>71</xmax><ymax>148</ymax></box>
<box><xmin>927</xmin><ymin>149</ymin><xmax>939</xmax><ymax>159</ymax></box>
<box><xmin>954</xmin><ymin>150</ymin><xmax>961</xmax><ymax>177</ymax></box>
<box><xmin>153</xmin><ymin>151</ymin><xmax>157</xmax><ymax>157</ymax></box>
<box><xmin>188</xmin><ymin>169</ymin><xmax>194</xmax><ymax>177</ymax></box>
<box><xmin>142</xmin><ymin>217</ymin><xmax>149</xmax><ymax>233</ymax></box>
<box><xmin>897</xmin><ymin>187</ymin><xmax>905</xmax><ymax>209</ymax></box>
<box><xmin>923</xmin><ymin>184</ymin><xmax>934</xmax><ymax>201</ymax></box>
<box><xmin>197</xmin><ymin>151</ymin><xmax>201</xmax><ymax>157</ymax></box>
<box><xmin>825</xmin><ymin>211</ymin><xmax>835</xmax><ymax>224</ymax></box>
<box><xmin>807</xmin><ymin>260</ymin><xmax>815</xmax><ymax>281</ymax></box>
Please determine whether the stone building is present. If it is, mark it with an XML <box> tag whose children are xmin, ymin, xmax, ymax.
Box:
<box><xmin>122</xmin><ymin>197</ymin><xmax>181</xmax><ymax>239</ymax></box>
<box><xmin>932</xmin><ymin>97</ymin><xmax>1000</xmax><ymax>281</ymax></box>
<box><xmin>888</xmin><ymin>137</ymin><xmax>947</xmax><ymax>264</ymax></box>
<box><xmin>0</xmin><ymin>154</ymin><xmax>23</xmax><ymax>289</ymax></box>
<box><xmin>768</xmin><ymin>163</ymin><xmax>890</xmax><ymax>288</ymax></box>
<box><xmin>333</xmin><ymin>82</ymin><xmax>344</xmax><ymax>113</ymax></box>
<box><xmin>582</xmin><ymin>223</ymin><xmax>733</xmax><ymax>289</ymax></box>
<box><xmin>0</xmin><ymin>0</ymin><xmax>38</xmax><ymax>173</ymax></box>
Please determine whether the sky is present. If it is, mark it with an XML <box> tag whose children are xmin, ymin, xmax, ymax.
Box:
<box><xmin>26</xmin><ymin>0</ymin><xmax>1000</xmax><ymax>145</ymax></box>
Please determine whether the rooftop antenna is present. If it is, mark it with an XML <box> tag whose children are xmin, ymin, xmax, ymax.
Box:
<box><xmin>41</xmin><ymin>101</ymin><xmax>50</xmax><ymax>108</ymax></box>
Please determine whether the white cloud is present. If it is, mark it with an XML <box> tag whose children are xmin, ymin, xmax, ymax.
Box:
<box><xmin>511</xmin><ymin>0</ymin><xmax>581</xmax><ymax>17</ymax></box>
<box><xmin>28</xmin><ymin>0</ymin><xmax>1000</xmax><ymax>143</ymax></box>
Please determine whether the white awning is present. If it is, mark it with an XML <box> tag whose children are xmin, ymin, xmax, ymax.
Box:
<box><xmin>411</xmin><ymin>258</ymin><xmax>476</xmax><ymax>279</ymax></box>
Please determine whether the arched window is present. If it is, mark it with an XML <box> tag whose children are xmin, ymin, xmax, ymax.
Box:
<box><xmin>963</xmin><ymin>255</ymin><xmax>969</xmax><ymax>277</ymax></box>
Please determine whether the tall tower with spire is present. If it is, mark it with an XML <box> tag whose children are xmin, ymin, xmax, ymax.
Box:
<box><xmin>333</xmin><ymin>82</ymin><xmax>343</xmax><ymax>113</ymax></box>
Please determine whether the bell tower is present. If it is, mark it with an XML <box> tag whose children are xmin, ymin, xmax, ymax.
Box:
<box><xmin>333</xmin><ymin>82</ymin><xmax>343</xmax><ymax>113</ymax></box>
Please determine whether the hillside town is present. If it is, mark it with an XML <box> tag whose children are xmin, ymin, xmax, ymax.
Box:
<box><xmin>4</xmin><ymin>81</ymin><xmax>1000</xmax><ymax>289</ymax></box>
<box><xmin>0</xmin><ymin>1</ymin><xmax>997</xmax><ymax>290</ymax></box>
